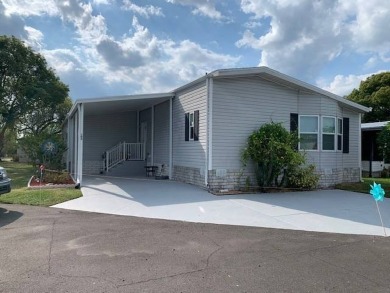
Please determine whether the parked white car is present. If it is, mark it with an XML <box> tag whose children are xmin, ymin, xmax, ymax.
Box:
<box><xmin>0</xmin><ymin>166</ymin><xmax>11</xmax><ymax>194</ymax></box>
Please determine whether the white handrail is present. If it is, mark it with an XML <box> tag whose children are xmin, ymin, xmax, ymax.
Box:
<box><xmin>104</xmin><ymin>142</ymin><xmax>145</xmax><ymax>172</ymax></box>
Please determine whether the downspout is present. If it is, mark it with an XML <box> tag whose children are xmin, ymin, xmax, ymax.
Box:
<box><xmin>206</xmin><ymin>76</ymin><xmax>213</xmax><ymax>187</ymax></box>
<box><xmin>358</xmin><ymin>113</ymin><xmax>364</xmax><ymax>180</ymax></box>
<box><xmin>151</xmin><ymin>105</ymin><xmax>154</xmax><ymax>165</ymax></box>
<box><xmin>77</xmin><ymin>103</ymin><xmax>84</xmax><ymax>186</ymax></box>
<box><xmin>169</xmin><ymin>97</ymin><xmax>173</xmax><ymax>178</ymax></box>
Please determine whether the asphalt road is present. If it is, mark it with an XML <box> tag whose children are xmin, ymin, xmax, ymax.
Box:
<box><xmin>1</xmin><ymin>204</ymin><xmax>390</xmax><ymax>292</ymax></box>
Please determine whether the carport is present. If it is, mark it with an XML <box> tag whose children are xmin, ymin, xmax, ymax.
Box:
<box><xmin>54</xmin><ymin>176</ymin><xmax>390</xmax><ymax>236</ymax></box>
<box><xmin>65</xmin><ymin>93</ymin><xmax>174</xmax><ymax>184</ymax></box>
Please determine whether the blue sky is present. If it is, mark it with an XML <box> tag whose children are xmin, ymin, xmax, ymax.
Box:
<box><xmin>1</xmin><ymin>0</ymin><xmax>389</xmax><ymax>100</ymax></box>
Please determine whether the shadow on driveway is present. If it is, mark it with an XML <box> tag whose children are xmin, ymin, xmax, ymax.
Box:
<box><xmin>0</xmin><ymin>206</ymin><xmax>23</xmax><ymax>228</ymax></box>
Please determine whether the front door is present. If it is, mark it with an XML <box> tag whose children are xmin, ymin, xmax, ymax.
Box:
<box><xmin>140</xmin><ymin>122</ymin><xmax>147</xmax><ymax>161</ymax></box>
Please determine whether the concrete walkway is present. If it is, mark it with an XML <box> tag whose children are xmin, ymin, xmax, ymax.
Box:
<box><xmin>53</xmin><ymin>176</ymin><xmax>390</xmax><ymax>236</ymax></box>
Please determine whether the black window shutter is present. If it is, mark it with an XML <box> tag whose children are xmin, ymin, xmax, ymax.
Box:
<box><xmin>185</xmin><ymin>113</ymin><xmax>189</xmax><ymax>141</ymax></box>
<box><xmin>290</xmin><ymin>113</ymin><xmax>298</xmax><ymax>132</ymax></box>
<box><xmin>343</xmin><ymin>117</ymin><xmax>349</xmax><ymax>154</ymax></box>
<box><xmin>194</xmin><ymin>110</ymin><xmax>199</xmax><ymax>141</ymax></box>
<box><xmin>290</xmin><ymin>113</ymin><xmax>299</xmax><ymax>150</ymax></box>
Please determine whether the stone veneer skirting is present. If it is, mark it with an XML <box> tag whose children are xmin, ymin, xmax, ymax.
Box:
<box><xmin>173</xmin><ymin>165</ymin><xmax>205</xmax><ymax>187</ymax></box>
<box><xmin>206</xmin><ymin>167</ymin><xmax>361</xmax><ymax>191</ymax></box>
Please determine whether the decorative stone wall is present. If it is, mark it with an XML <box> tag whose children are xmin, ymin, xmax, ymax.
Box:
<box><xmin>173</xmin><ymin>165</ymin><xmax>205</xmax><ymax>187</ymax></box>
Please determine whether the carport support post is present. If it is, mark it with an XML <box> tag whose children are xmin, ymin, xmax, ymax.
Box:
<box><xmin>66</xmin><ymin>116</ymin><xmax>71</xmax><ymax>172</ymax></box>
<box><xmin>151</xmin><ymin>105</ymin><xmax>154</xmax><ymax>165</ymax></box>
<box><xmin>77</xmin><ymin>103</ymin><xmax>84</xmax><ymax>185</ymax></box>
<box><xmin>169</xmin><ymin>97</ymin><xmax>173</xmax><ymax>178</ymax></box>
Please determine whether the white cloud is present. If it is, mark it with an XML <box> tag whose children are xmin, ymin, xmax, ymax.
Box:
<box><xmin>24</xmin><ymin>26</ymin><xmax>44</xmax><ymax>50</ymax></box>
<box><xmin>0</xmin><ymin>1</ymin><xmax>28</xmax><ymax>38</ymax></box>
<box><xmin>166</xmin><ymin>0</ymin><xmax>225</xmax><ymax>21</ymax></box>
<box><xmin>95</xmin><ymin>17</ymin><xmax>240</xmax><ymax>92</ymax></box>
<box><xmin>237</xmin><ymin>0</ymin><xmax>390</xmax><ymax>80</ymax></box>
<box><xmin>317</xmin><ymin>71</ymin><xmax>386</xmax><ymax>96</ymax></box>
<box><xmin>92</xmin><ymin>0</ymin><xmax>112</xmax><ymax>5</ymax></box>
<box><xmin>342</xmin><ymin>0</ymin><xmax>390</xmax><ymax>60</ymax></box>
<box><xmin>237</xmin><ymin>0</ymin><xmax>348</xmax><ymax>79</ymax></box>
<box><xmin>42</xmin><ymin>48</ymin><xmax>84</xmax><ymax>74</ymax></box>
<box><xmin>2</xmin><ymin>0</ymin><xmax>58</xmax><ymax>17</ymax></box>
<box><xmin>0</xmin><ymin>0</ymin><xmax>239</xmax><ymax>96</ymax></box>
<box><xmin>122</xmin><ymin>0</ymin><xmax>164</xmax><ymax>18</ymax></box>
<box><xmin>55</xmin><ymin>0</ymin><xmax>107</xmax><ymax>45</ymax></box>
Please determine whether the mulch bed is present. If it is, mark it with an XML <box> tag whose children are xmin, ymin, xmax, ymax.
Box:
<box><xmin>28</xmin><ymin>173</ymin><xmax>76</xmax><ymax>189</ymax></box>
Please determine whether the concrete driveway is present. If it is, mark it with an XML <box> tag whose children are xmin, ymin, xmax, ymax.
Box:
<box><xmin>53</xmin><ymin>176</ymin><xmax>390</xmax><ymax>236</ymax></box>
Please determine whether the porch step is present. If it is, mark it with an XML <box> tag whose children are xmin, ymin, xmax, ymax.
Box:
<box><xmin>105</xmin><ymin>160</ymin><xmax>145</xmax><ymax>177</ymax></box>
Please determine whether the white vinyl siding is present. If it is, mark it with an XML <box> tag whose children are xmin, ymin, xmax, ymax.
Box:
<box><xmin>211</xmin><ymin>77</ymin><xmax>361</xmax><ymax>182</ymax></box>
<box><xmin>342</xmin><ymin>109</ymin><xmax>360</xmax><ymax>168</ymax></box>
<box><xmin>173</xmin><ymin>81</ymin><xmax>207</xmax><ymax>169</ymax></box>
<box><xmin>212</xmin><ymin>77</ymin><xmax>298</xmax><ymax>169</ymax></box>
<box><xmin>83</xmin><ymin>111</ymin><xmax>137</xmax><ymax>162</ymax></box>
<box><xmin>154</xmin><ymin>100</ymin><xmax>170</xmax><ymax>167</ymax></box>
<box><xmin>139</xmin><ymin>108</ymin><xmax>152</xmax><ymax>161</ymax></box>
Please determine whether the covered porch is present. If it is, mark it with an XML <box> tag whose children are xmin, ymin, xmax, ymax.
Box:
<box><xmin>65</xmin><ymin>93</ymin><xmax>174</xmax><ymax>185</ymax></box>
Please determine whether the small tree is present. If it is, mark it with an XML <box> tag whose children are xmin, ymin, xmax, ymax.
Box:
<box><xmin>18</xmin><ymin>131</ymin><xmax>66</xmax><ymax>170</ymax></box>
<box><xmin>0</xmin><ymin>36</ymin><xmax>69</xmax><ymax>151</ymax></box>
<box><xmin>377</xmin><ymin>123</ymin><xmax>390</xmax><ymax>162</ymax></box>
<box><xmin>241</xmin><ymin>122</ymin><xmax>319</xmax><ymax>189</ymax></box>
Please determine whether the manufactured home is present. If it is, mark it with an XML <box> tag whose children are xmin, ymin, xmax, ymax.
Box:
<box><xmin>65</xmin><ymin>67</ymin><xmax>369</xmax><ymax>190</ymax></box>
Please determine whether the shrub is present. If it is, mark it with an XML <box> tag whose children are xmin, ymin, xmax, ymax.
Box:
<box><xmin>241</xmin><ymin>122</ymin><xmax>319</xmax><ymax>190</ymax></box>
<box><xmin>242</xmin><ymin>122</ymin><xmax>303</xmax><ymax>187</ymax></box>
<box><xmin>287</xmin><ymin>165</ymin><xmax>319</xmax><ymax>190</ymax></box>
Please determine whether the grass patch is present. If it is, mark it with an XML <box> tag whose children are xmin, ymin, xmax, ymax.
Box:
<box><xmin>335</xmin><ymin>177</ymin><xmax>390</xmax><ymax>198</ymax></box>
<box><xmin>0</xmin><ymin>161</ymin><xmax>82</xmax><ymax>206</ymax></box>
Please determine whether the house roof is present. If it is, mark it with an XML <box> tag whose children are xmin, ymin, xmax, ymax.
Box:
<box><xmin>361</xmin><ymin>121</ymin><xmax>390</xmax><ymax>131</ymax></box>
<box><xmin>67</xmin><ymin>66</ymin><xmax>370</xmax><ymax>118</ymax></box>
<box><xmin>174</xmin><ymin>66</ymin><xmax>370</xmax><ymax>113</ymax></box>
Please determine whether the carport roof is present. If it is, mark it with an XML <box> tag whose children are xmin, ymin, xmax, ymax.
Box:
<box><xmin>69</xmin><ymin>92</ymin><xmax>174</xmax><ymax>116</ymax></box>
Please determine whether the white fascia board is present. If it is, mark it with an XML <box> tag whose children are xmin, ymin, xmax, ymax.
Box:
<box><xmin>210</xmin><ymin>66</ymin><xmax>370</xmax><ymax>114</ymax></box>
<box><xmin>66</xmin><ymin>92</ymin><xmax>173</xmax><ymax>119</ymax></box>
<box><xmin>172</xmin><ymin>76</ymin><xmax>207</xmax><ymax>94</ymax></box>
<box><xmin>362</xmin><ymin>121</ymin><xmax>390</xmax><ymax>130</ymax></box>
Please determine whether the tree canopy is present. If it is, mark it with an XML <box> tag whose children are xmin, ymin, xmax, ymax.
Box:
<box><xmin>0</xmin><ymin>35</ymin><xmax>69</xmax><ymax>151</ymax></box>
<box><xmin>347</xmin><ymin>72</ymin><xmax>390</xmax><ymax>123</ymax></box>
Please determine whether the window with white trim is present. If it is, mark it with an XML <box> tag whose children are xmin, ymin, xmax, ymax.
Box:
<box><xmin>185</xmin><ymin>110</ymin><xmax>199</xmax><ymax>141</ymax></box>
<box><xmin>189</xmin><ymin>112</ymin><xmax>194</xmax><ymax>140</ymax></box>
<box><xmin>322</xmin><ymin>116</ymin><xmax>336</xmax><ymax>151</ymax></box>
<box><xmin>299</xmin><ymin>115</ymin><xmax>318</xmax><ymax>150</ymax></box>
<box><xmin>337</xmin><ymin>118</ymin><xmax>343</xmax><ymax>151</ymax></box>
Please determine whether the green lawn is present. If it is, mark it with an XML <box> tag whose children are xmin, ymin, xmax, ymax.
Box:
<box><xmin>0</xmin><ymin>161</ymin><xmax>82</xmax><ymax>207</ymax></box>
<box><xmin>335</xmin><ymin>177</ymin><xmax>390</xmax><ymax>197</ymax></box>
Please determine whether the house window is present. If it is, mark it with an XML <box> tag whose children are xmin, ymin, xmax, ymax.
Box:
<box><xmin>185</xmin><ymin>110</ymin><xmax>199</xmax><ymax>141</ymax></box>
<box><xmin>189</xmin><ymin>112</ymin><xmax>194</xmax><ymax>140</ymax></box>
<box><xmin>322</xmin><ymin>116</ymin><xmax>336</xmax><ymax>151</ymax></box>
<box><xmin>337</xmin><ymin>118</ymin><xmax>343</xmax><ymax>151</ymax></box>
<box><xmin>299</xmin><ymin>115</ymin><xmax>318</xmax><ymax>150</ymax></box>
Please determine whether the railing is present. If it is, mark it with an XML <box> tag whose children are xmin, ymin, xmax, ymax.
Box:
<box><xmin>104</xmin><ymin>142</ymin><xmax>145</xmax><ymax>172</ymax></box>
